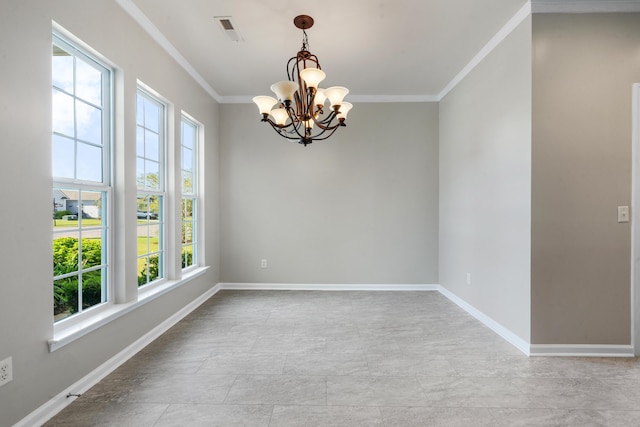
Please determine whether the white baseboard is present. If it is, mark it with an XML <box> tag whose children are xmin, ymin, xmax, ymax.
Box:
<box><xmin>15</xmin><ymin>284</ymin><xmax>221</xmax><ymax>427</ymax></box>
<box><xmin>219</xmin><ymin>283</ymin><xmax>439</xmax><ymax>291</ymax></box>
<box><xmin>529</xmin><ymin>344</ymin><xmax>635</xmax><ymax>357</ymax></box>
<box><xmin>436</xmin><ymin>286</ymin><xmax>531</xmax><ymax>356</ymax></box>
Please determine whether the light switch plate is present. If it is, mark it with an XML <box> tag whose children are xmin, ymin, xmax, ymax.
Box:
<box><xmin>618</xmin><ymin>206</ymin><xmax>630</xmax><ymax>223</ymax></box>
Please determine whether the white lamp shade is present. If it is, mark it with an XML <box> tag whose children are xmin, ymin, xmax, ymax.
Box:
<box><xmin>270</xmin><ymin>81</ymin><xmax>298</xmax><ymax>102</ymax></box>
<box><xmin>337</xmin><ymin>102</ymin><xmax>353</xmax><ymax>120</ymax></box>
<box><xmin>303</xmin><ymin>118</ymin><xmax>314</xmax><ymax>129</ymax></box>
<box><xmin>314</xmin><ymin>88</ymin><xmax>327</xmax><ymax>107</ymax></box>
<box><xmin>300</xmin><ymin>68</ymin><xmax>326</xmax><ymax>89</ymax></box>
<box><xmin>252</xmin><ymin>96</ymin><xmax>277</xmax><ymax>115</ymax></box>
<box><xmin>325</xmin><ymin>86</ymin><xmax>349</xmax><ymax>107</ymax></box>
<box><xmin>270</xmin><ymin>108</ymin><xmax>289</xmax><ymax>126</ymax></box>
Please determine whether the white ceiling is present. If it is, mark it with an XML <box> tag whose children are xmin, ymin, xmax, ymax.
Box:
<box><xmin>124</xmin><ymin>0</ymin><xmax>603</xmax><ymax>103</ymax></box>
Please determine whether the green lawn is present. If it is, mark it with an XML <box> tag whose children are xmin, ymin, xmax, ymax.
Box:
<box><xmin>137</xmin><ymin>236</ymin><xmax>159</xmax><ymax>271</ymax></box>
<box><xmin>53</xmin><ymin>218</ymin><xmax>103</xmax><ymax>228</ymax></box>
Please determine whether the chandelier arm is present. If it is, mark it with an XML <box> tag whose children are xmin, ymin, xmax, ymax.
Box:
<box><xmin>311</xmin><ymin>110</ymin><xmax>341</xmax><ymax>129</ymax></box>
<box><xmin>286</xmin><ymin>56</ymin><xmax>297</xmax><ymax>82</ymax></box>
<box><xmin>264</xmin><ymin>119</ymin><xmax>305</xmax><ymax>141</ymax></box>
<box><xmin>306</xmin><ymin>124</ymin><xmax>342</xmax><ymax>142</ymax></box>
<box><xmin>283</xmin><ymin>105</ymin><xmax>309</xmax><ymax>140</ymax></box>
<box><xmin>315</xmin><ymin>113</ymin><xmax>337</xmax><ymax>126</ymax></box>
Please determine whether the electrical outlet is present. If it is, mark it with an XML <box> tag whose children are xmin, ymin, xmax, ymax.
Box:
<box><xmin>261</xmin><ymin>259</ymin><xmax>268</xmax><ymax>268</ymax></box>
<box><xmin>466</xmin><ymin>273</ymin><xmax>472</xmax><ymax>285</ymax></box>
<box><xmin>0</xmin><ymin>357</ymin><xmax>12</xmax><ymax>387</ymax></box>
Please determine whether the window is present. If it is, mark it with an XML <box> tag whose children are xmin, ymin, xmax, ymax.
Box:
<box><xmin>48</xmin><ymin>27</ymin><xmax>210</xmax><ymax>351</ymax></box>
<box><xmin>136</xmin><ymin>90</ymin><xmax>165</xmax><ymax>286</ymax></box>
<box><xmin>181</xmin><ymin>116</ymin><xmax>199</xmax><ymax>269</ymax></box>
<box><xmin>52</xmin><ymin>34</ymin><xmax>111</xmax><ymax>322</ymax></box>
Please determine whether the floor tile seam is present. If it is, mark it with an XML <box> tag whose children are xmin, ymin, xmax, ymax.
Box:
<box><xmin>220</xmin><ymin>374</ymin><xmax>239</xmax><ymax>404</ymax></box>
<box><xmin>149</xmin><ymin>403</ymin><xmax>173</xmax><ymax>427</ymax></box>
<box><xmin>267</xmin><ymin>404</ymin><xmax>276</xmax><ymax>427</ymax></box>
<box><xmin>193</xmin><ymin>355</ymin><xmax>211</xmax><ymax>374</ymax></box>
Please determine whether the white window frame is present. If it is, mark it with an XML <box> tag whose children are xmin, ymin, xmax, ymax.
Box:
<box><xmin>180</xmin><ymin>113</ymin><xmax>200</xmax><ymax>271</ymax></box>
<box><xmin>52</xmin><ymin>31</ymin><xmax>113</xmax><ymax>330</ymax></box>
<box><xmin>136</xmin><ymin>87</ymin><xmax>167</xmax><ymax>289</ymax></box>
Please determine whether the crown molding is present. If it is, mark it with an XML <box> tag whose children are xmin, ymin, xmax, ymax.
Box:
<box><xmin>347</xmin><ymin>94</ymin><xmax>440</xmax><ymax>103</ymax></box>
<box><xmin>114</xmin><ymin>0</ymin><xmax>222</xmax><ymax>103</ymax></box>
<box><xmin>438</xmin><ymin>2</ymin><xmax>531</xmax><ymax>101</ymax></box>
<box><xmin>532</xmin><ymin>0</ymin><xmax>640</xmax><ymax>13</ymax></box>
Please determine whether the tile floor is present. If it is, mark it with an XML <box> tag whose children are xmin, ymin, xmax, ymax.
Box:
<box><xmin>45</xmin><ymin>290</ymin><xmax>640</xmax><ymax>426</ymax></box>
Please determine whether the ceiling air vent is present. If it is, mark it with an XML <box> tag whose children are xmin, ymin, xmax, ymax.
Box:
<box><xmin>214</xmin><ymin>16</ymin><xmax>243</xmax><ymax>42</ymax></box>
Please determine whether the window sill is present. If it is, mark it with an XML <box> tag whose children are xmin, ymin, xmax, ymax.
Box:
<box><xmin>49</xmin><ymin>266</ymin><xmax>210</xmax><ymax>352</ymax></box>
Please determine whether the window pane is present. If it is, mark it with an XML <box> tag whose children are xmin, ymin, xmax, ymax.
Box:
<box><xmin>52</xmin><ymin>134</ymin><xmax>75</xmax><ymax>179</ymax></box>
<box><xmin>149</xmin><ymin>195</ymin><xmax>161</xmax><ymax>218</ymax></box>
<box><xmin>136</xmin><ymin>157</ymin><xmax>145</xmax><ymax>187</ymax></box>
<box><xmin>182</xmin><ymin>246</ymin><xmax>193</xmax><ymax>268</ymax></box>
<box><xmin>54</xmin><ymin>276</ymin><xmax>78</xmax><ymax>321</ymax></box>
<box><xmin>145</xmin><ymin>160</ymin><xmax>160</xmax><ymax>189</ymax></box>
<box><xmin>52</xmin><ymin>47</ymin><xmax>73</xmax><ymax>93</ymax></box>
<box><xmin>136</xmin><ymin>126</ymin><xmax>144</xmax><ymax>156</ymax></box>
<box><xmin>136</xmin><ymin>94</ymin><xmax>144</xmax><ymax>125</ymax></box>
<box><xmin>52</xmin><ymin>89</ymin><xmax>75</xmax><ymax>136</ymax></box>
<box><xmin>145</xmin><ymin>130</ymin><xmax>159</xmax><ymax>161</ymax></box>
<box><xmin>182</xmin><ymin>198</ymin><xmax>193</xmax><ymax>218</ymax></box>
<box><xmin>76</xmin><ymin>142</ymin><xmax>102</xmax><ymax>182</ymax></box>
<box><xmin>82</xmin><ymin>237</ymin><xmax>103</xmax><ymax>268</ymax></box>
<box><xmin>182</xmin><ymin>171</ymin><xmax>193</xmax><ymax>194</ymax></box>
<box><xmin>81</xmin><ymin>268</ymin><xmax>105</xmax><ymax>310</ymax></box>
<box><xmin>182</xmin><ymin>146</ymin><xmax>193</xmax><ymax>171</ymax></box>
<box><xmin>182</xmin><ymin>123</ymin><xmax>195</xmax><ymax>149</ymax></box>
<box><xmin>79</xmin><ymin>191</ymin><xmax>104</xmax><ymax>224</ymax></box>
<box><xmin>76</xmin><ymin>100</ymin><xmax>102</xmax><ymax>144</ymax></box>
<box><xmin>137</xmin><ymin>194</ymin><xmax>160</xmax><ymax>220</ymax></box>
<box><xmin>144</xmin><ymin>99</ymin><xmax>160</xmax><ymax>132</ymax></box>
<box><xmin>53</xmin><ymin>197</ymin><xmax>79</xmax><ymax>229</ymax></box>
<box><xmin>53</xmin><ymin>235</ymin><xmax>80</xmax><ymax>273</ymax></box>
<box><xmin>75</xmin><ymin>59</ymin><xmax>102</xmax><ymax>105</ymax></box>
<box><xmin>137</xmin><ymin>233</ymin><xmax>150</xmax><ymax>254</ymax></box>
<box><xmin>182</xmin><ymin>221</ymin><xmax>193</xmax><ymax>244</ymax></box>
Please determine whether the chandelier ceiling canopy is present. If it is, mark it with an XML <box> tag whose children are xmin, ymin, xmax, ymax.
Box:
<box><xmin>252</xmin><ymin>15</ymin><xmax>352</xmax><ymax>146</ymax></box>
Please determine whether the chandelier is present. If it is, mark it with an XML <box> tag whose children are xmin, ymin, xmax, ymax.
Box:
<box><xmin>252</xmin><ymin>15</ymin><xmax>352</xmax><ymax>146</ymax></box>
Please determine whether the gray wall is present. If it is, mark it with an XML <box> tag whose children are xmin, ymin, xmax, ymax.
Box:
<box><xmin>439</xmin><ymin>17</ymin><xmax>532</xmax><ymax>342</ymax></box>
<box><xmin>0</xmin><ymin>1</ymin><xmax>219</xmax><ymax>424</ymax></box>
<box><xmin>220</xmin><ymin>102</ymin><xmax>439</xmax><ymax>284</ymax></box>
<box><xmin>531</xmin><ymin>14</ymin><xmax>640</xmax><ymax>344</ymax></box>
